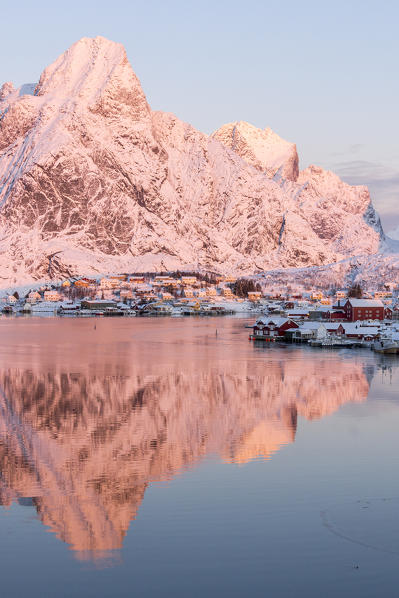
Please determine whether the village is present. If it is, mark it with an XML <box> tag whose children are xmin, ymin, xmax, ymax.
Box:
<box><xmin>1</xmin><ymin>272</ymin><xmax>399</xmax><ymax>352</ymax></box>
<box><xmin>250</xmin><ymin>292</ymin><xmax>399</xmax><ymax>353</ymax></box>
<box><xmin>1</xmin><ymin>273</ymin><xmax>247</xmax><ymax>316</ymax></box>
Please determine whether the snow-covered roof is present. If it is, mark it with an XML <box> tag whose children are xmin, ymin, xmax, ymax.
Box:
<box><xmin>82</xmin><ymin>299</ymin><xmax>116</xmax><ymax>304</ymax></box>
<box><xmin>297</xmin><ymin>321</ymin><xmax>326</xmax><ymax>330</ymax></box>
<box><xmin>59</xmin><ymin>301</ymin><xmax>80</xmax><ymax>307</ymax></box>
<box><xmin>346</xmin><ymin>299</ymin><xmax>384</xmax><ymax>308</ymax></box>
<box><xmin>342</xmin><ymin>323</ymin><xmax>380</xmax><ymax>335</ymax></box>
<box><xmin>255</xmin><ymin>316</ymin><xmax>290</xmax><ymax>327</ymax></box>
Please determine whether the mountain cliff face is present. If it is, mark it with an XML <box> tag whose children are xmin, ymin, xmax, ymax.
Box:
<box><xmin>0</xmin><ymin>36</ymin><xmax>385</xmax><ymax>284</ymax></box>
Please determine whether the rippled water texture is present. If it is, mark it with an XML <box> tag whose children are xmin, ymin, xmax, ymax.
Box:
<box><xmin>0</xmin><ymin>317</ymin><xmax>398</xmax><ymax>597</ymax></box>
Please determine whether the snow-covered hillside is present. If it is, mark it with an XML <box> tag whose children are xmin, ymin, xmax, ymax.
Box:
<box><xmin>0</xmin><ymin>36</ymin><xmax>394</xmax><ymax>286</ymax></box>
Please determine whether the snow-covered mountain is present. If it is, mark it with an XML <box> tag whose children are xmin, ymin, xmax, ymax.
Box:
<box><xmin>0</xmin><ymin>36</ymin><xmax>392</xmax><ymax>285</ymax></box>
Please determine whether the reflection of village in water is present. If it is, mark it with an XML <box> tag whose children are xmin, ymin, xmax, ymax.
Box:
<box><xmin>0</xmin><ymin>318</ymin><xmax>395</xmax><ymax>562</ymax></box>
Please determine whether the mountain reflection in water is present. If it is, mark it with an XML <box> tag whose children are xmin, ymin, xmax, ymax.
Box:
<box><xmin>0</xmin><ymin>318</ymin><xmax>374</xmax><ymax>561</ymax></box>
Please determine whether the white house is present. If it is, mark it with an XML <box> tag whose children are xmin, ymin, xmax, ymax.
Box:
<box><xmin>290</xmin><ymin>322</ymin><xmax>328</xmax><ymax>341</ymax></box>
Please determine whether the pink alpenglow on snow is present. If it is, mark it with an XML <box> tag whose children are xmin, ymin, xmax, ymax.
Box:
<box><xmin>212</xmin><ymin>121</ymin><xmax>299</xmax><ymax>181</ymax></box>
<box><xmin>0</xmin><ymin>36</ymin><xmax>391</xmax><ymax>286</ymax></box>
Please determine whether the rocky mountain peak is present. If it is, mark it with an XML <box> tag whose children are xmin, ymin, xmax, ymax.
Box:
<box><xmin>212</xmin><ymin>120</ymin><xmax>299</xmax><ymax>181</ymax></box>
<box><xmin>34</xmin><ymin>36</ymin><xmax>150</xmax><ymax>120</ymax></box>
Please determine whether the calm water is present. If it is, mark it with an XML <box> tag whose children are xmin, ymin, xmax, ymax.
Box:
<box><xmin>0</xmin><ymin>316</ymin><xmax>398</xmax><ymax>597</ymax></box>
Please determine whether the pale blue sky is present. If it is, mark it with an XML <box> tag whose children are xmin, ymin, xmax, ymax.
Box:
<box><xmin>1</xmin><ymin>0</ymin><xmax>398</xmax><ymax>230</ymax></box>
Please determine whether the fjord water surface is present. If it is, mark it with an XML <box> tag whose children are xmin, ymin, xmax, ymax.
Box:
<box><xmin>0</xmin><ymin>317</ymin><xmax>398</xmax><ymax>597</ymax></box>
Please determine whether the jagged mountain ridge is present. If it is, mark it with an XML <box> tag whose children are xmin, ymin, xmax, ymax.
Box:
<box><xmin>0</xmin><ymin>36</ymin><xmax>386</xmax><ymax>284</ymax></box>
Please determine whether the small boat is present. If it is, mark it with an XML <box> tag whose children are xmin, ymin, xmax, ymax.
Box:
<box><xmin>320</xmin><ymin>338</ymin><xmax>354</xmax><ymax>348</ymax></box>
<box><xmin>78</xmin><ymin>309</ymin><xmax>104</xmax><ymax>317</ymax></box>
<box><xmin>373</xmin><ymin>338</ymin><xmax>399</xmax><ymax>354</ymax></box>
<box><xmin>309</xmin><ymin>336</ymin><xmax>354</xmax><ymax>348</ymax></box>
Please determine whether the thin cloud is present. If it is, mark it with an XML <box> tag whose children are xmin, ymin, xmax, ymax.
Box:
<box><xmin>333</xmin><ymin>160</ymin><xmax>399</xmax><ymax>184</ymax></box>
<box><xmin>329</xmin><ymin>143</ymin><xmax>365</xmax><ymax>158</ymax></box>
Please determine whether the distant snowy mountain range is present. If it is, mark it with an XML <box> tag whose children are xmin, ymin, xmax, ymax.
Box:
<box><xmin>0</xmin><ymin>36</ymin><xmax>398</xmax><ymax>287</ymax></box>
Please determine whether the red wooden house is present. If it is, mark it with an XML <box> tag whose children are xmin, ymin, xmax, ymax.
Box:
<box><xmin>344</xmin><ymin>299</ymin><xmax>384</xmax><ymax>321</ymax></box>
<box><xmin>326</xmin><ymin>308</ymin><xmax>346</xmax><ymax>321</ymax></box>
<box><xmin>341</xmin><ymin>323</ymin><xmax>379</xmax><ymax>341</ymax></box>
<box><xmin>384</xmin><ymin>306</ymin><xmax>393</xmax><ymax>319</ymax></box>
<box><xmin>251</xmin><ymin>317</ymin><xmax>299</xmax><ymax>340</ymax></box>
